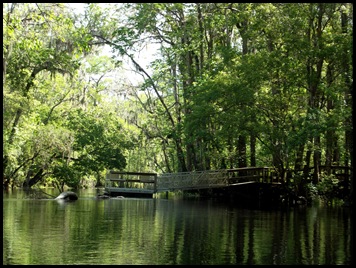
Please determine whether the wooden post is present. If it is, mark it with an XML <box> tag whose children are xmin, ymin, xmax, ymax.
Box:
<box><xmin>154</xmin><ymin>174</ymin><xmax>157</xmax><ymax>193</ymax></box>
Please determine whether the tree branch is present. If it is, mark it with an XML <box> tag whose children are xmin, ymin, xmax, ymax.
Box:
<box><xmin>92</xmin><ymin>34</ymin><xmax>176</xmax><ymax>127</ymax></box>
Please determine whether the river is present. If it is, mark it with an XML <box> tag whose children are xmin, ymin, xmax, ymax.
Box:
<box><xmin>2</xmin><ymin>188</ymin><xmax>352</xmax><ymax>265</ymax></box>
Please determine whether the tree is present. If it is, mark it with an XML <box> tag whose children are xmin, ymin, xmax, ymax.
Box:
<box><xmin>4</xmin><ymin>3</ymin><xmax>352</xmax><ymax>199</ymax></box>
<box><xmin>4</xmin><ymin>3</ymin><xmax>92</xmax><ymax>188</ymax></box>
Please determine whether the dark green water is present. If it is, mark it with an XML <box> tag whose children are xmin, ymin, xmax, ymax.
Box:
<box><xmin>3</xmin><ymin>188</ymin><xmax>352</xmax><ymax>265</ymax></box>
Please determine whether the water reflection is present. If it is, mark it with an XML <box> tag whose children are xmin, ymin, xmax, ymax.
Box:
<box><xmin>3</xmin><ymin>189</ymin><xmax>352</xmax><ymax>265</ymax></box>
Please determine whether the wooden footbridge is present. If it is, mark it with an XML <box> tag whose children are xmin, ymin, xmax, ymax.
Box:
<box><xmin>104</xmin><ymin>167</ymin><xmax>281</xmax><ymax>198</ymax></box>
<box><xmin>104</xmin><ymin>165</ymin><xmax>352</xmax><ymax>198</ymax></box>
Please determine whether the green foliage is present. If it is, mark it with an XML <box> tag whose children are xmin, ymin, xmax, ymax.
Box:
<box><xmin>3</xmin><ymin>3</ymin><xmax>352</xmax><ymax>196</ymax></box>
<box><xmin>45</xmin><ymin>107</ymin><xmax>128</xmax><ymax>189</ymax></box>
<box><xmin>305</xmin><ymin>172</ymin><xmax>347</xmax><ymax>204</ymax></box>
<box><xmin>52</xmin><ymin>161</ymin><xmax>81</xmax><ymax>191</ymax></box>
<box><xmin>315</xmin><ymin>173</ymin><xmax>341</xmax><ymax>202</ymax></box>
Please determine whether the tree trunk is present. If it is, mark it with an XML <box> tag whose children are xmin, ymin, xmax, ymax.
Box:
<box><xmin>313</xmin><ymin>136</ymin><xmax>321</xmax><ymax>184</ymax></box>
<box><xmin>23</xmin><ymin>168</ymin><xmax>45</xmax><ymax>189</ymax></box>
<box><xmin>305</xmin><ymin>3</ymin><xmax>325</xmax><ymax>184</ymax></box>
<box><xmin>237</xmin><ymin>135</ymin><xmax>247</xmax><ymax>168</ymax></box>
<box><xmin>3</xmin><ymin>67</ymin><xmax>43</xmax><ymax>178</ymax></box>
<box><xmin>294</xmin><ymin>144</ymin><xmax>304</xmax><ymax>171</ymax></box>
<box><xmin>340</xmin><ymin>4</ymin><xmax>352</xmax><ymax>201</ymax></box>
<box><xmin>175</xmin><ymin>138</ymin><xmax>187</xmax><ymax>172</ymax></box>
<box><xmin>250</xmin><ymin>134</ymin><xmax>256</xmax><ymax>167</ymax></box>
<box><xmin>236</xmin><ymin>15</ymin><xmax>249</xmax><ymax>170</ymax></box>
<box><xmin>303</xmin><ymin>140</ymin><xmax>312</xmax><ymax>179</ymax></box>
<box><xmin>95</xmin><ymin>171</ymin><xmax>103</xmax><ymax>187</ymax></box>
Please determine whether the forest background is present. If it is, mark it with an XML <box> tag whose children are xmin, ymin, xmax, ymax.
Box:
<box><xmin>2</xmin><ymin>3</ymin><xmax>353</xmax><ymax>202</ymax></box>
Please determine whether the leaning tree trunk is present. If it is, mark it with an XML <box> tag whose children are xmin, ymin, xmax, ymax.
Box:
<box><xmin>23</xmin><ymin>168</ymin><xmax>45</xmax><ymax>189</ymax></box>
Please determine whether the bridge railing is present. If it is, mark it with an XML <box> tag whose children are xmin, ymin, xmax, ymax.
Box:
<box><xmin>157</xmin><ymin>170</ymin><xmax>228</xmax><ymax>191</ymax></box>
<box><xmin>227</xmin><ymin>167</ymin><xmax>271</xmax><ymax>184</ymax></box>
<box><xmin>105</xmin><ymin>171</ymin><xmax>157</xmax><ymax>192</ymax></box>
<box><xmin>105</xmin><ymin>165</ymin><xmax>351</xmax><ymax>196</ymax></box>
